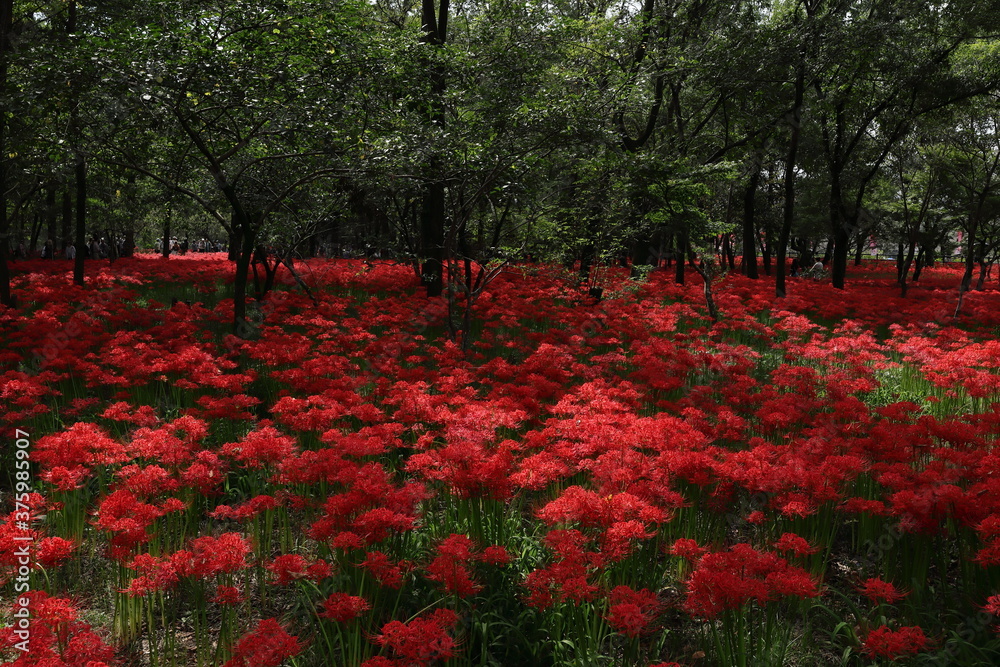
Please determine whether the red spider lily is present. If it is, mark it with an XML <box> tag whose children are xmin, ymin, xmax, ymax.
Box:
<box><xmin>221</xmin><ymin>425</ymin><xmax>298</xmax><ymax>469</ymax></box>
<box><xmin>266</xmin><ymin>554</ymin><xmax>333</xmax><ymax>585</ymax></box>
<box><xmin>425</xmin><ymin>534</ymin><xmax>483</xmax><ymax>597</ymax></box>
<box><xmin>606</xmin><ymin>585</ymin><xmax>661</xmax><ymax>637</ymax></box>
<box><xmin>682</xmin><ymin>543</ymin><xmax>819</xmax><ymax>618</ymax></box>
<box><xmin>34</xmin><ymin>422</ymin><xmax>129</xmax><ymax>471</ymax></box>
<box><xmin>984</xmin><ymin>594</ymin><xmax>1000</xmax><ymax>629</ymax></box>
<box><xmin>211</xmin><ymin>495</ymin><xmax>281</xmax><ymax>522</ymax></box>
<box><xmin>859</xmin><ymin>578</ymin><xmax>907</xmax><ymax>605</ymax></box>
<box><xmin>406</xmin><ymin>439</ymin><xmax>516</xmax><ymax>500</ymax></box>
<box><xmin>39</xmin><ymin>464</ymin><xmax>90</xmax><ymax>491</ymax></box>
<box><xmin>318</xmin><ymin>592</ymin><xmax>371</xmax><ymax>623</ymax></box>
<box><xmin>669</xmin><ymin>538</ymin><xmax>707</xmax><ymax>562</ymax></box>
<box><xmin>124</xmin><ymin>550</ymin><xmax>195</xmax><ymax>596</ymax></box>
<box><xmin>523</xmin><ymin>529</ymin><xmax>603</xmax><ymax>609</ymax></box>
<box><xmin>0</xmin><ymin>591</ymin><xmax>118</xmax><ymax>666</ymax></box>
<box><xmin>179</xmin><ymin>450</ymin><xmax>228</xmax><ymax>494</ymax></box>
<box><xmin>194</xmin><ymin>393</ymin><xmax>262</xmax><ymax>420</ymax></box>
<box><xmin>115</xmin><ymin>464</ymin><xmax>180</xmax><ymax>497</ymax></box>
<box><xmin>223</xmin><ymin>618</ymin><xmax>303</xmax><ymax>667</ymax></box>
<box><xmin>773</xmin><ymin>533</ymin><xmax>820</xmax><ymax>556</ymax></box>
<box><xmin>308</xmin><ymin>462</ymin><xmax>427</xmax><ymax>546</ymax></box>
<box><xmin>190</xmin><ymin>533</ymin><xmax>252</xmax><ymax>578</ymax></box>
<box><xmin>536</xmin><ymin>487</ymin><xmax>670</xmax><ymax>529</ymax></box>
<box><xmin>36</xmin><ymin>537</ymin><xmax>76</xmax><ymax>568</ymax></box>
<box><xmin>213</xmin><ymin>585</ymin><xmax>245</xmax><ymax>605</ymax></box>
<box><xmin>479</xmin><ymin>545</ymin><xmax>512</xmax><ymax>565</ymax></box>
<box><xmin>128</xmin><ymin>418</ymin><xmax>208</xmax><ymax>466</ymax></box>
<box><xmin>101</xmin><ymin>401</ymin><xmax>160</xmax><ymax>427</ymax></box>
<box><xmin>370</xmin><ymin>608</ymin><xmax>459</xmax><ymax>665</ymax></box>
<box><xmin>94</xmin><ymin>489</ymin><xmax>166</xmax><ymax>555</ymax></box>
<box><xmin>861</xmin><ymin>625</ymin><xmax>930</xmax><ymax>659</ymax></box>
<box><xmin>360</xmin><ymin>551</ymin><xmax>412</xmax><ymax>589</ymax></box>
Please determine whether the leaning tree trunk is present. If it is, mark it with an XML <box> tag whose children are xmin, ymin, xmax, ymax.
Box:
<box><xmin>898</xmin><ymin>239</ymin><xmax>917</xmax><ymax>297</ymax></box>
<box><xmin>955</xmin><ymin>221</ymin><xmax>977</xmax><ymax>317</ymax></box>
<box><xmin>976</xmin><ymin>261</ymin><xmax>992</xmax><ymax>291</ymax></box>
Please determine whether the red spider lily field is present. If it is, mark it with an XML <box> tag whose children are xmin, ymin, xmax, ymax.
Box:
<box><xmin>4</xmin><ymin>257</ymin><xmax>1000</xmax><ymax>666</ymax></box>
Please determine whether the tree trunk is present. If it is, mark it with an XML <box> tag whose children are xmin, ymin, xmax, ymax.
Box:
<box><xmin>831</xmin><ymin>222</ymin><xmax>849</xmax><ymax>289</ymax></box>
<box><xmin>675</xmin><ymin>228</ymin><xmax>688</xmax><ymax>285</ymax></box>
<box><xmin>419</xmin><ymin>0</ymin><xmax>449</xmax><ymax>299</ymax></box>
<box><xmin>776</xmin><ymin>64</ymin><xmax>804</xmax><ymax>298</ymax></box>
<box><xmin>123</xmin><ymin>225</ymin><xmax>135</xmax><ymax>257</ymax></box>
<box><xmin>742</xmin><ymin>168</ymin><xmax>760</xmax><ymax>279</ymax></box>
<box><xmin>233</xmin><ymin>221</ymin><xmax>256</xmax><ymax>335</ymax></box>
<box><xmin>73</xmin><ymin>156</ymin><xmax>86</xmax><ymax>286</ymax></box>
<box><xmin>631</xmin><ymin>234</ymin><xmax>656</xmax><ymax>277</ymax></box>
<box><xmin>898</xmin><ymin>239</ymin><xmax>917</xmax><ymax>297</ymax></box>
<box><xmin>976</xmin><ymin>261</ymin><xmax>991</xmax><ymax>291</ymax></box>
<box><xmin>46</xmin><ymin>186</ymin><xmax>57</xmax><ymax>252</ymax></box>
<box><xmin>913</xmin><ymin>247</ymin><xmax>925</xmax><ymax>282</ymax></box>
<box><xmin>760</xmin><ymin>229</ymin><xmax>772</xmax><ymax>276</ymax></box>
<box><xmin>162</xmin><ymin>204</ymin><xmax>172</xmax><ymax>258</ymax></box>
<box><xmin>955</xmin><ymin>220</ymin><xmax>977</xmax><ymax>317</ymax></box>
<box><xmin>62</xmin><ymin>187</ymin><xmax>72</xmax><ymax>253</ymax></box>
<box><xmin>829</xmin><ymin>170</ymin><xmax>850</xmax><ymax>288</ymax></box>
<box><xmin>420</xmin><ymin>180</ymin><xmax>445</xmax><ymax>297</ymax></box>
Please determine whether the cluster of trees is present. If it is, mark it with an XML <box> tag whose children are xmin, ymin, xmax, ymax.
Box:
<box><xmin>2</xmin><ymin>0</ymin><xmax>1000</xmax><ymax>320</ymax></box>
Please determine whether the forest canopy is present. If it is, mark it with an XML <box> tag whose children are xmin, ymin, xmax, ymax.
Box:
<box><xmin>3</xmin><ymin>0</ymin><xmax>1000</xmax><ymax>308</ymax></box>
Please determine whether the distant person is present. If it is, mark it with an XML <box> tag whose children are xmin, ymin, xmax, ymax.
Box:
<box><xmin>790</xmin><ymin>258</ymin><xmax>800</xmax><ymax>277</ymax></box>
<box><xmin>65</xmin><ymin>243</ymin><xmax>76</xmax><ymax>260</ymax></box>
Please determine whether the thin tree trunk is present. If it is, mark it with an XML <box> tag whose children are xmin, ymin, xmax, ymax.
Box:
<box><xmin>62</xmin><ymin>187</ymin><xmax>72</xmax><ymax>254</ymax></box>
<box><xmin>898</xmin><ymin>239</ymin><xmax>917</xmax><ymax>297</ymax></box>
<box><xmin>742</xmin><ymin>168</ymin><xmax>760</xmax><ymax>278</ymax></box>
<box><xmin>419</xmin><ymin>0</ymin><xmax>449</xmax><ymax>299</ymax></box>
<box><xmin>776</xmin><ymin>63</ymin><xmax>804</xmax><ymax>298</ymax></box>
<box><xmin>675</xmin><ymin>228</ymin><xmax>688</xmax><ymax>285</ymax></box>
<box><xmin>955</xmin><ymin>220</ymin><xmax>977</xmax><ymax>317</ymax></box>
<box><xmin>162</xmin><ymin>203</ymin><xmax>172</xmax><ymax>258</ymax></box>
<box><xmin>73</xmin><ymin>156</ymin><xmax>86</xmax><ymax>286</ymax></box>
<box><xmin>976</xmin><ymin>261</ymin><xmax>991</xmax><ymax>291</ymax></box>
<box><xmin>46</xmin><ymin>186</ymin><xmax>57</xmax><ymax>252</ymax></box>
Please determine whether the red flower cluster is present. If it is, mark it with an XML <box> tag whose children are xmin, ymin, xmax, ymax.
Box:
<box><xmin>223</xmin><ymin>618</ymin><xmax>303</xmax><ymax>667</ymax></box>
<box><xmin>861</xmin><ymin>625</ymin><xmax>930</xmax><ymax>659</ymax></box>
<box><xmin>367</xmin><ymin>608</ymin><xmax>459</xmax><ymax>665</ymax></box>
<box><xmin>606</xmin><ymin>585</ymin><xmax>661</xmax><ymax>637</ymax></box>
<box><xmin>682</xmin><ymin>544</ymin><xmax>819</xmax><ymax>618</ymax></box>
